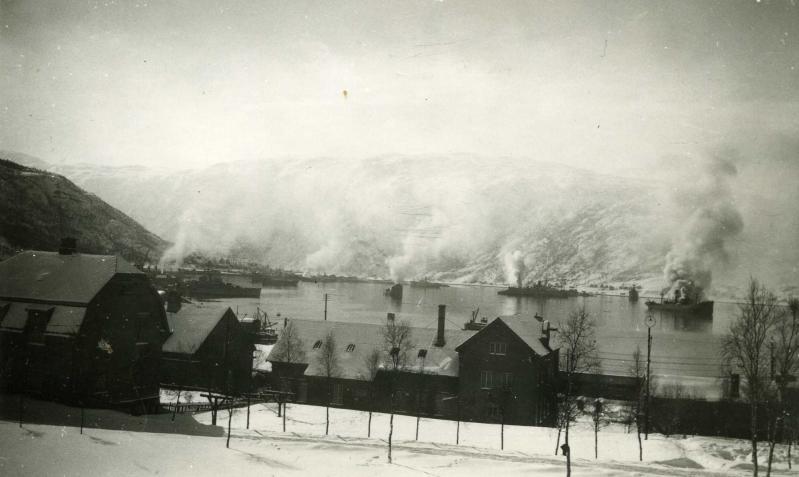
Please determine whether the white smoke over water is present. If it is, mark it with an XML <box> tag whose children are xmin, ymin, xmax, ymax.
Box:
<box><xmin>662</xmin><ymin>156</ymin><xmax>744</xmax><ymax>300</ymax></box>
<box><xmin>59</xmin><ymin>152</ymin><xmax>799</xmax><ymax>294</ymax></box>
<box><xmin>503</xmin><ymin>250</ymin><xmax>526</xmax><ymax>287</ymax></box>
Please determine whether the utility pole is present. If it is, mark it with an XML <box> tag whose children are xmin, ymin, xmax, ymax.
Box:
<box><xmin>645</xmin><ymin>313</ymin><xmax>655</xmax><ymax>440</ymax></box>
<box><xmin>324</xmin><ymin>293</ymin><xmax>328</xmax><ymax>321</ymax></box>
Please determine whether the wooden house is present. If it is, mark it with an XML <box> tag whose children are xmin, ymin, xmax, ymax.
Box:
<box><xmin>160</xmin><ymin>300</ymin><xmax>254</xmax><ymax>395</ymax></box>
<box><xmin>0</xmin><ymin>240</ymin><xmax>169</xmax><ymax>412</ymax></box>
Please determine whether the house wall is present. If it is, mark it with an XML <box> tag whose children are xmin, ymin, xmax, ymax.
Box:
<box><xmin>0</xmin><ymin>274</ymin><xmax>167</xmax><ymax>412</ymax></box>
<box><xmin>161</xmin><ymin>311</ymin><xmax>255</xmax><ymax>394</ymax></box>
<box><xmin>457</xmin><ymin>322</ymin><xmax>558</xmax><ymax>426</ymax></box>
<box><xmin>76</xmin><ymin>274</ymin><xmax>168</xmax><ymax>411</ymax></box>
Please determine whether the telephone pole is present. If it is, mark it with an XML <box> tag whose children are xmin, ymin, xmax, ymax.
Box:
<box><xmin>324</xmin><ymin>293</ymin><xmax>328</xmax><ymax>321</ymax></box>
<box><xmin>645</xmin><ymin>313</ymin><xmax>655</xmax><ymax>440</ymax></box>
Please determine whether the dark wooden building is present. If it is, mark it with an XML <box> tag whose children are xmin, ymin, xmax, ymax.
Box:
<box><xmin>455</xmin><ymin>315</ymin><xmax>559</xmax><ymax>426</ymax></box>
<box><xmin>160</xmin><ymin>300</ymin><xmax>254</xmax><ymax>394</ymax></box>
<box><xmin>267</xmin><ymin>306</ymin><xmax>559</xmax><ymax>426</ymax></box>
<box><xmin>0</xmin><ymin>242</ymin><xmax>169</xmax><ymax>412</ymax></box>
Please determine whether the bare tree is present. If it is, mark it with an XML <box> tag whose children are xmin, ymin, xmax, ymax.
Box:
<box><xmin>721</xmin><ymin>278</ymin><xmax>781</xmax><ymax>477</ymax></box>
<box><xmin>363</xmin><ymin>348</ymin><xmax>383</xmax><ymax>438</ymax></box>
<box><xmin>382</xmin><ymin>319</ymin><xmax>413</xmax><ymax>463</ymax></box>
<box><xmin>271</xmin><ymin>320</ymin><xmax>305</xmax><ymax>417</ymax></box>
<box><xmin>414</xmin><ymin>353</ymin><xmax>424</xmax><ymax>440</ymax></box>
<box><xmin>766</xmin><ymin>296</ymin><xmax>799</xmax><ymax>475</ymax></box>
<box><xmin>627</xmin><ymin>346</ymin><xmax>646</xmax><ymax>461</ymax></box>
<box><xmin>315</xmin><ymin>331</ymin><xmax>340</xmax><ymax>436</ymax></box>
<box><xmin>591</xmin><ymin>398</ymin><xmax>608</xmax><ymax>459</ymax></box>
<box><xmin>271</xmin><ymin>320</ymin><xmax>306</xmax><ymax>363</ymax></box>
<box><xmin>557</xmin><ymin>306</ymin><xmax>600</xmax><ymax>477</ymax></box>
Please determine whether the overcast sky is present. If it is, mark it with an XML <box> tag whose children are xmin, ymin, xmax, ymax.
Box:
<box><xmin>1</xmin><ymin>0</ymin><xmax>798</xmax><ymax>174</ymax></box>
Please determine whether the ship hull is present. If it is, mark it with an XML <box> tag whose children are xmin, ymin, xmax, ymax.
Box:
<box><xmin>186</xmin><ymin>286</ymin><xmax>262</xmax><ymax>299</ymax></box>
<box><xmin>498</xmin><ymin>286</ymin><xmax>579</xmax><ymax>298</ymax></box>
<box><xmin>645</xmin><ymin>300</ymin><xmax>714</xmax><ymax>317</ymax></box>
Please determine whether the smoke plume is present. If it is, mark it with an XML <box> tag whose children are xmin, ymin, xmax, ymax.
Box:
<box><xmin>503</xmin><ymin>250</ymin><xmax>526</xmax><ymax>287</ymax></box>
<box><xmin>662</xmin><ymin>155</ymin><xmax>744</xmax><ymax>300</ymax></box>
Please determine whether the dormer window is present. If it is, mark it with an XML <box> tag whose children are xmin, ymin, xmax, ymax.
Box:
<box><xmin>312</xmin><ymin>340</ymin><xmax>323</xmax><ymax>350</ymax></box>
<box><xmin>489</xmin><ymin>342</ymin><xmax>507</xmax><ymax>356</ymax></box>
<box><xmin>346</xmin><ymin>344</ymin><xmax>355</xmax><ymax>352</ymax></box>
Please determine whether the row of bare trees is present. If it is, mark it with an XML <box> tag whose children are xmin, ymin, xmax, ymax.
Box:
<box><xmin>721</xmin><ymin>278</ymin><xmax>799</xmax><ymax>477</ymax></box>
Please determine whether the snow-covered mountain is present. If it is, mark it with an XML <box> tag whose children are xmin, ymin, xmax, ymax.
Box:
<box><xmin>14</xmin><ymin>153</ymin><xmax>799</xmax><ymax>296</ymax></box>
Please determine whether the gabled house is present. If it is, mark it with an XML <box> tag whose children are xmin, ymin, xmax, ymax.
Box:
<box><xmin>0</xmin><ymin>239</ymin><xmax>170</xmax><ymax>412</ymax></box>
<box><xmin>267</xmin><ymin>305</ymin><xmax>559</xmax><ymax>425</ymax></box>
<box><xmin>455</xmin><ymin>315</ymin><xmax>559</xmax><ymax>426</ymax></box>
<box><xmin>160</xmin><ymin>299</ymin><xmax>254</xmax><ymax>394</ymax></box>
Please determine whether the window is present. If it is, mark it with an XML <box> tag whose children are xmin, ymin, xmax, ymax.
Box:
<box><xmin>487</xmin><ymin>403</ymin><xmax>501</xmax><ymax>419</ymax></box>
<box><xmin>332</xmin><ymin>383</ymin><xmax>344</xmax><ymax>405</ymax></box>
<box><xmin>135</xmin><ymin>312</ymin><xmax>150</xmax><ymax>341</ymax></box>
<box><xmin>480</xmin><ymin>370</ymin><xmax>493</xmax><ymax>389</ymax></box>
<box><xmin>25</xmin><ymin>308</ymin><xmax>53</xmax><ymax>345</ymax></box>
<box><xmin>503</xmin><ymin>372</ymin><xmax>514</xmax><ymax>388</ymax></box>
<box><xmin>345</xmin><ymin>344</ymin><xmax>355</xmax><ymax>352</ymax></box>
<box><xmin>312</xmin><ymin>340</ymin><xmax>323</xmax><ymax>350</ymax></box>
<box><xmin>489</xmin><ymin>342</ymin><xmax>507</xmax><ymax>356</ymax></box>
<box><xmin>417</xmin><ymin>349</ymin><xmax>427</xmax><ymax>359</ymax></box>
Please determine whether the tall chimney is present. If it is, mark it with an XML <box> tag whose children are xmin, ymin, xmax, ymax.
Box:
<box><xmin>434</xmin><ymin>305</ymin><xmax>446</xmax><ymax>347</ymax></box>
<box><xmin>59</xmin><ymin>237</ymin><xmax>77</xmax><ymax>255</ymax></box>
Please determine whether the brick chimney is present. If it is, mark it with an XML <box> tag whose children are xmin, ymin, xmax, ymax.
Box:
<box><xmin>58</xmin><ymin>237</ymin><xmax>77</xmax><ymax>255</ymax></box>
<box><xmin>434</xmin><ymin>305</ymin><xmax>446</xmax><ymax>347</ymax></box>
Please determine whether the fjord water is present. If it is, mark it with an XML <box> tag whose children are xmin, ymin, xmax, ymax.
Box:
<box><xmin>220</xmin><ymin>280</ymin><xmax>736</xmax><ymax>391</ymax></box>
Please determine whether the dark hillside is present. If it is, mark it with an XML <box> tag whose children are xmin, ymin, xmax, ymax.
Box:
<box><xmin>0</xmin><ymin>157</ymin><xmax>167</xmax><ymax>262</ymax></box>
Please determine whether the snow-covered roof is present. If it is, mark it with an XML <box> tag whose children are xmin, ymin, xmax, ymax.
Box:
<box><xmin>0</xmin><ymin>251</ymin><xmax>141</xmax><ymax>305</ymax></box>
<box><xmin>0</xmin><ymin>300</ymin><xmax>86</xmax><ymax>336</ymax></box>
<box><xmin>455</xmin><ymin>314</ymin><xmax>554</xmax><ymax>357</ymax></box>
<box><xmin>162</xmin><ymin>302</ymin><xmax>234</xmax><ymax>354</ymax></box>
<box><xmin>268</xmin><ymin>318</ymin><xmax>475</xmax><ymax>380</ymax></box>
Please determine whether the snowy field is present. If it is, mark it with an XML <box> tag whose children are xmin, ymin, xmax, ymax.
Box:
<box><xmin>0</xmin><ymin>395</ymin><xmax>796</xmax><ymax>476</ymax></box>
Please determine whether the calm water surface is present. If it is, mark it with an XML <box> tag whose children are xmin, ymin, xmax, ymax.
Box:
<box><xmin>216</xmin><ymin>280</ymin><xmax>741</xmax><ymax>388</ymax></box>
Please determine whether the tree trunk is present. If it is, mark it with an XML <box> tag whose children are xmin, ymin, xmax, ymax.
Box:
<box><xmin>501</xmin><ymin>418</ymin><xmax>505</xmax><ymax>451</ymax></box>
<box><xmin>416</xmin><ymin>415</ymin><xmax>420</xmax><ymax>441</ymax></box>
<box><xmin>637</xmin><ymin>419</ymin><xmax>643</xmax><ymax>462</ymax></box>
<box><xmin>565</xmin><ymin>416</ymin><xmax>571</xmax><ymax>477</ymax></box>
<box><xmin>766</xmin><ymin>417</ymin><xmax>776</xmax><ymax>477</ymax></box>
<box><xmin>555</xmin><ymin>419</ymin><xmax>562</xmax><ymax>455</ymax></box>
<box><xmin>595</xmin><ymin>421</ymin><xmax>598</xmax><ymax>459</ymax></box>
<box><xmin>368</xmin><ymin>411</ymin><xmax>372</xmax><ymax>438</ymax></box>
<box><xmin>752</xmin><ymin>402</ymin><xmax>759</xmax><ymax>477</ymax></box>
<box><xmin>388</xmin><ymin>412</ymin><xmax>394</xmax><ymax>463</ymax></box>
<box><xmin>172</xmin><ymin>389</ymin><xmax>182</xmax><ymax>422</ymax></box>
<box><xmin>226</xmin><ymin>408</ymin><xmax>232</xmax><ymax>448</ymax></box>
<box><xmin>282</xmin><ymin>402</ymin><xmax>287</xmax><ymax>432</ymax></box>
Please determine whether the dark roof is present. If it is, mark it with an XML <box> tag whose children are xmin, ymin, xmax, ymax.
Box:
<box><xmin>268</xmin><ymin>319</ymin><xmax>475</xmax><ymax>380</ymax></box>
<box><xmin>162</xmin><ymin>302</ymin><xmax>234</xmax><ymax>354</ymax></box>
<box><xmin>455</xmin><ymin>314</ymin><xmax>553</xmax><ymax>357</ymax></box>
<box><xmin>0</xmin><ymin>300</ymin><xmax>86</xmax><ymax>336</ymax></box>
<box><xmin>0</xmin><ymin>251</ymin><xmax>142</xmax><ymax>304</ymax></box>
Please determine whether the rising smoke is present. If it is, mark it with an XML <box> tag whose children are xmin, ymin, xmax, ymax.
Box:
<box><xmin>661</xmin><ymin>155</ymin><xmax>744</xmax><ymax>301</ymax></box>
<box><xmin>503</xmin><ymin>250</ymin><xmax>526</xmax><ymax>287</ymax></box>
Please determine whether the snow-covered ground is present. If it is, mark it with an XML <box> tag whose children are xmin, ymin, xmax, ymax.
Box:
<box><xmin>0</xmin><ymin>396</ymin><xmax>796</xmax><ymax>476</ymax></box>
